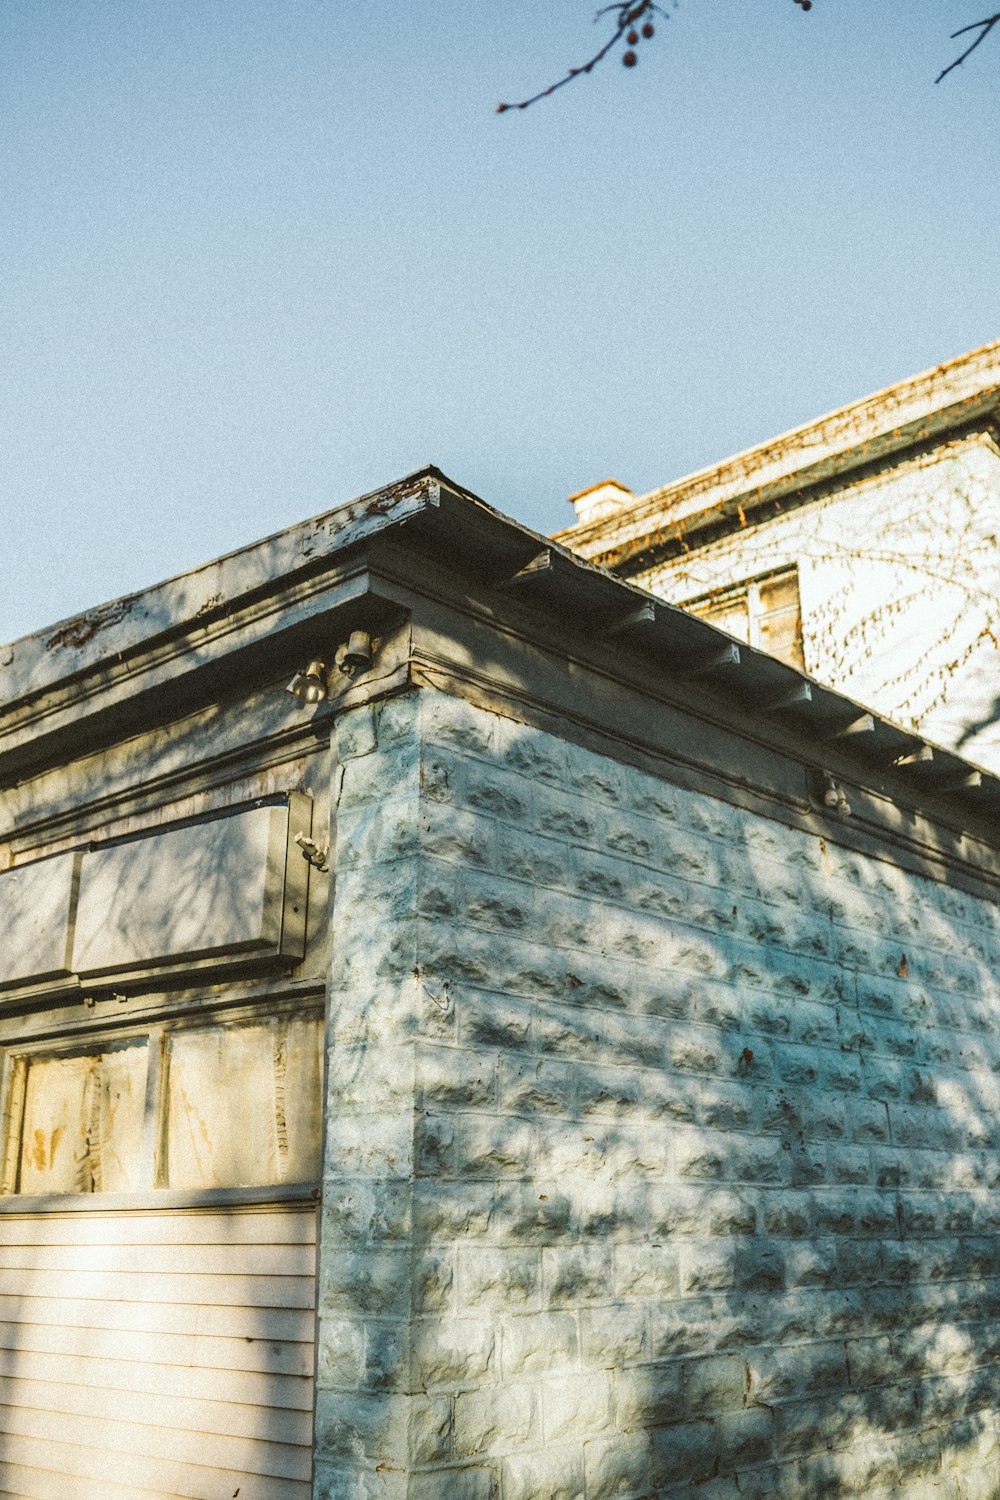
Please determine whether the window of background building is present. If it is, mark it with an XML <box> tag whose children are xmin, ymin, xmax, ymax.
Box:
<box><xmin>685</xmin><ymin>566</ymin><xmax>805</xmax><ymax>672</ymax></box>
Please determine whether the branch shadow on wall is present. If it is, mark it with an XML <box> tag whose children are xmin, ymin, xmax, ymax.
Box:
<box><xmin>331</xmin><ymin>695</ymin><xmax>1000</xmax><ymax>1500</ymax></box>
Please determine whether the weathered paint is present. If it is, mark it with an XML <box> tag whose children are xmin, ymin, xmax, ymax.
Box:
<box><xmin>317</xmin><ymin>688</ymin><xmax>1000</xmax><ymax>1500</ymax></box>
<box><xmin>0</xmin><ymin>469</ymin><xmax>999</xmax><ymax>1499</ymax></box>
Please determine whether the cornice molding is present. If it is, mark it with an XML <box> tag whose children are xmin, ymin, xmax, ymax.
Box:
<box><xmin>557</xmin><ymin>345</ymin><xmax>1000</xmax><ymax>567</ymax></box>
<box><xmin>3</xmin><ymin>470</ymin><xmax>999</xmax><ymax>897</ymax></box>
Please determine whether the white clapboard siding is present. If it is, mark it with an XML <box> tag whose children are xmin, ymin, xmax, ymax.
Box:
<box><xmin>0</xmin><ymin>1376</ymin><xmax>313</xmax><ymax>1445</ymax></box>
<box><xmin>0</xmin><ymin>1203</ymin><xmax>317</xmax><ymax>1500</ymax></box>
<box><xmin>0</xmin><ymin>1293</ymin><xmax>311</xmax><ymax>1342</ymax></box>
<box><xmin>0</xmin><ymin>1439</ymin><xmax>312</xmax><ymax>1500</ymax></box>
<box><xmin>0</xmin><ymin>1208</ymin><xmax>317</xmax><ymax>1247</ymax></box>
<box><xmin>0</xmin><ymin>1266</ymin><xmax>312</xmax><ymax>1307</ymax></box>
<box><xmin>0</xmin><ymin>1240</ymin><xmax>314</xmax><ymax>1275</ymax></box>
<box><xmin>0</xmin><ymin>1318</ymin><xmax>314</xmax><ymax>1380</ymax></box>
<box><xmin>0</xmin><ymin>1345</ymin><xmax>313</xmax><ymax>1409</ymax></box>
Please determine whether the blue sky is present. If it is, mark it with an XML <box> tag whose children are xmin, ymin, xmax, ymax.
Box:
<box><xmin>2</xmin><ymin>1</ymin><xmax>998</xmax><ymax>642</ymax></box>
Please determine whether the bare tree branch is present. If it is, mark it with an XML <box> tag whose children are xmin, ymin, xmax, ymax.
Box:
<box><xmin>499</xmin><ymin>3</ymin><xmax>1000</xmax><ymax>114</ymax></box>
<box><xmin>496</xmin><ymin>1</ymin><xmax>668</xmax><ymax>113</ymax></box>
<box><xmin>935</xmin><ymin>11</ymin><xmax>1000</xmax><ymax>83</ymax></box>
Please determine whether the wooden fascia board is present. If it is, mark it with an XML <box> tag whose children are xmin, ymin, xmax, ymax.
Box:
<box><xmin>358</xmin><ymin>537</ymin><xmax>1000</xmax><ymax>885</ymax></box>
<box><xmin>0</xmin><ymin>562</ymin><xmax>398</xmax><ymax>782</ymax></box>
<box><xmin>364</xmin><ymin>521</ymin><xmax>1000</xmax><ymax>816</ymax></box>
<box><xmin>0</xmin><ymin>471</ymin><xmax>442</xmax><ymax>719</ymax></box>
<box><xmin>4</xmin><ymin>471</ymin><xmax>1000</xmax><ymax>884</ymax></box>
<box><xmin>392</xmin><ymin>584</ymin><xmax>1000</xmax><ymax>902</ymax></box>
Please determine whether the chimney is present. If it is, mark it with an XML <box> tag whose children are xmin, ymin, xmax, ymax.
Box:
<box><xmin>567</xmin><ymin>478</ymin><xmax>634</xmax><ymax>526</ymax></box>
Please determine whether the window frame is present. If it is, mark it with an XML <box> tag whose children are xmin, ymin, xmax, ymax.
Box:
<box><xmin>683</xmin><ymin>564</ymin><xmax>805</xmax><ymax>671</ymax></box>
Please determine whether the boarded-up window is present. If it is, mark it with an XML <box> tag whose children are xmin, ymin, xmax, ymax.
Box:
<box><xmin>2</xmin><ymin>1012</ymin><xmax>322</xmax><ymax>1195</ymax></box>
<box><xmin>14</xmin><ymin>1043</ymin><xmax>148</xmax><ymax>1194</ymax></box>
<box><xmin>163</xmin><ymin>1017</ymin><xmax>323</xmax><ymax>1190</ymax></box>
<box><xmin>688</xmin><ymin>567</ymin><xmax>804</xmax><ymax>671</ymax></box>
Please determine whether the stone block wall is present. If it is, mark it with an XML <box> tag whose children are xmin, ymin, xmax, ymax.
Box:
<box><xmin>315</xmin><ymin>686</ymin><xmax>1000</xmax><ymax>1500</ymax></box>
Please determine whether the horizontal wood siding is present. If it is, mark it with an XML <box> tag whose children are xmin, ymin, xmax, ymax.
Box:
<box><xmin>0</xmin><ymin>1203</ymin><xmax>316</xmax><ymax>1499</ymax></box>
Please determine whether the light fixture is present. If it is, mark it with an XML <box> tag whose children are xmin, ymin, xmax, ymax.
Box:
<box><xmin>287</xmin><ymin>632</ymin><xmax>375</xmax><ymax>705</ymax></box>
<box><xmin>287</xmin><ymin>659</ymin><xmax>329</xmax><ymax>704</ymax></box>
<box><xmin>818</xmin><ymin>771</ymin><xmax>851</xmax><ymax>817</ymax></box>
<box><xmin>335</xmin><ymin>631</ymin><xmax>373</xmax><ymax>678</ymax></box>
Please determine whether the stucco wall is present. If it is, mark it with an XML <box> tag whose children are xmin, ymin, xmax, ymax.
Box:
<box><xmin>630</xmin><ymin>435</ymin><xmax>1000</xmax><ymax>771</ymax></box>
<box><xmin>316</xmin><ymin>686</ymin><xmax>1000</xmax><ymax>1500</ymax></box>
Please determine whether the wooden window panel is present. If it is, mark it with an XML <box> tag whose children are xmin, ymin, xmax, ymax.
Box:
<box><xmin>15</xmin><ymin>1042</ymin><xmax>148</xmax><ymax>1194</ymax></box>
<box><xmin>162</xmin><ymin>1016</ymin><xmax>323</xmax><ymax>1190</ymax></box>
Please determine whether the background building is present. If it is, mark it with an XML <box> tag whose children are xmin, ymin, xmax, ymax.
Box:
<box><xmin>557</xmin><ymin>342</ymin><xmax>1000</xmax><ymax>772</ymax></box>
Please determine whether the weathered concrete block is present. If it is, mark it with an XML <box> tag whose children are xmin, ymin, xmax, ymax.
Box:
<box><xmin>582</xmin><ymin>1304</ymin><xmax>649</xmax><ymax>1367</ymax></box>
<box><xmin>614</xmin><ymin>1362</ymin><xmax>683</xmax><ymax>1430</ymax></box>
<box><xmin>746</xmin><ymin>1342</ymin><xmax>849</xmax><ymax>1404</ymax></box>
<box><xmin>446</xmin><ymin>1114</ymin><xmax>536</xmax><ymax>1179</ymax></box>
<box><xmin>408</xmin><ymin>1466</ymin><xmax>499</xmax><ymax>1500</ymax></box>
<box><xmin>783</xmin><ymin>1243</ymin><xmax>839</xmax><ymax>1289</ymax></box>
<box><xmin>314</xmin><ymin>1459</ymin><xmax>408</xmax><ymax>1500</ymax></box>
<box><xmin>499</xmin><ymin>1056</ymin><xmax>575</xmax><ymax>1117</ymax></box>
<box><xmin>495</xmin><ymin>712</ymin><xmax>566</xmax><ymax>780</ymax></box>
<box><xmin>458</xmin><ymin>1247</ymin><xmax>540</xmax><ymax>1310</ymax></box>
<box><xmin>614</xmin><ymin>1244</ymin><xmax>680</xmax><ymax>1300</ymax></box>
<box><xmin>414</xmin><ymin>1251</ymin><xmax>455</xmax><ymax>1313</ymax></box>
<box><xmin>496</xmin><ymin>823</ymin><xmax>571</xmax><ymax>888</ymax></box>
<box><xmin>422</xmin><ymin>690</ymin><xmax>499</xmax><ymax>756</ymax></box>
<box><xmin>322</xmin><ymin>1181</ymin><xmax>413</xmax><ymax>1245</ymax></box>
<box><xmin>320</xmin><ymin>1249</ymin><xmax>412</xmax><ymax>1318</ymax></box>
<box><xmin>496</xmin><ymin>1182</ymin><xmax>579</xmax><ymax>1243</ymax></box>
<box><xmin>583</xmin><ymin>1431</ymin><xmax>655</xmax><ymax>1500</ymax></box>
<box><xmin>415</xmin><ymin>1048</ymin><xmax>496</xmax><ymax>1112</ymax></box>
<box><xmin>332</xmin><ymin>1044</ymin><xmax>416</xmax><ymax>1115</ymax></box>
<box><xmin>543</xmin><ymin>1244</ymin><xmax>613</xmax><ymax>1305</ymax></box>
<box><xmin>409</xmin><ymin>1394</ymin><xmax>453</xmax><ymax>1465</ymax></box>
<box><xmin>502</xmin><ymin>1311</ymin><xmax>578</xmax><ymax>1377</ymax></box>
<box><xmin>316</xmin><ymin>1317</ymin><xmax>366</xmax><ymax>1388</ymax></box>
<box><xmin>717</xmin><ymin>1405</ymin><xmax>775</xmax><ymax>1469</ymax></box>
<box><xmin>453</xmin><ymin>1383</ymin><xmax>537</xmax><ymax>1460</ymax></box>
<box><xmin>502</xmin><ymin>1444</ymin><xmax>585</xmax><ymax>1500</ymax></box>
<box><xmin>325</xmin><ymin>1114</ymin><xmax>414</xmax><ymax>1179</ymax></box>
<box><xmin>542</xmin><ymin>1369</ymin><xmax>616</xmax><ymax>1442</ymax></box>
<box><xmin>684</xmin><ymin>1354</ymin><xmax>747</xmax><ymax>1415</ymax></box>
<box><xmin>411</xmin><ymin>1182</ymin><xmax>497</xmax><ymax>1243</ymax></box>
<box><xmin>461</xmin><ymin>871</ymin><xmax>533</xmax><ymax>935</ymax></box>
<box><xmin>314</xmin><ymin>1389</ymin><xmax>410</xmax><ymax>1467</ymax></box>
<box><xmin>459</xmin><ymin>990</ymin><xmax>533</xmax><ymax>1051</ymax></box>
<box><xmin>421</xmin><ymin>806</ymin><xmax>496</xmax><ymax>868</ymax></box>
<box><xmin>317</xmin><ymin>690</ymin><xmax>1000</xmax><ymax>1499</ymax></box>
<box><xmin>413</xmin><ymin>1319</ymin><xmax>496</xmax><ymax>1390</ymax></box>
<box><xmin>845</xmin><ymin>1336</ymin><xmax>894</xmax><ymax>1391</ymax></box>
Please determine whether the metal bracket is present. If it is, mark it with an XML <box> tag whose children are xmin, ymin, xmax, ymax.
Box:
<box><xmin>295</xmin><ymin>832</ymin><xmax>330</xmax><ymax>872</ymax></box>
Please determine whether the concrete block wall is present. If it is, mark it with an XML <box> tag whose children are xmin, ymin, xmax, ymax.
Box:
<box><xmin>315</xmin><ymin>686</ymin><xmax>1000</xmax><ymax>1500</ymax></box>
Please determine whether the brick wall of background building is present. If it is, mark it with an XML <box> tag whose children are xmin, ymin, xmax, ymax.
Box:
<box><xmin>315</xmin><ymin>686</ymin><xmax>1000</xmax><ymax>1500</ymax></box>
